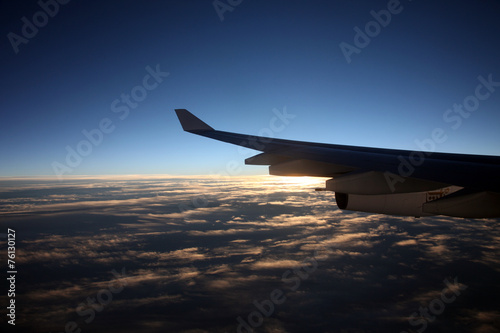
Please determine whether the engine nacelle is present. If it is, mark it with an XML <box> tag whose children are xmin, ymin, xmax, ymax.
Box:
<box><xmin>423</xmin><ymin>190</ymin><xmax>500</xmax><ymax>218</ymax></box>
<box><xmin>335</xmin><ymin>186</ymin><xmax>465</xmax><ymax>217</ymax></box>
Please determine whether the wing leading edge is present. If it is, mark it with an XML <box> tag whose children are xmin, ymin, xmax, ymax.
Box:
<box><xmin>174</xmin><ymin>109</ymin><xmax>500</xmax><ymax>218</ymax></box>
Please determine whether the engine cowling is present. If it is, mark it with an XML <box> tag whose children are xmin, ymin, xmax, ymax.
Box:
<box><xmin>423</xmin><ymin>190</ymin><xmax>500</xmax><ymax>218</ymax></box>
<box><xmin>335</xmin><ymin>186</ymin><xmax>468</xmax><ymax>218</ymax></box>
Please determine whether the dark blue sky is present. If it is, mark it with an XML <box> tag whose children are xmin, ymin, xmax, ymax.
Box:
<box><xmin>1</xmin><ymin>0</ymin><xmax>500</xmax><ymax>177</ymax></box>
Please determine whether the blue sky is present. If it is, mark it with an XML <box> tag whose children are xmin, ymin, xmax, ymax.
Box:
<box><xmin>1</xmin><ymin>0</ymin><xmax>500</xmax><ymax>177</ymax></box>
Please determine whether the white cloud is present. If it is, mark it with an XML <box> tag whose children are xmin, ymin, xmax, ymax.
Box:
<box><xmin>394</xmin><ymin>239</ymin><xmax>418</xmax><ymax>246</ymax></box>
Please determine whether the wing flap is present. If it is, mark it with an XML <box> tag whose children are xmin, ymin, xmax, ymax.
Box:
<box><xmin>269</xmin><ymin>159</ymin><xmax>354</xmax><ymax>177</ymax></box>
<box><xmin>245</xmin><ymin>153</ymin><xmax>291</xmax><ymax>166</ymax></box>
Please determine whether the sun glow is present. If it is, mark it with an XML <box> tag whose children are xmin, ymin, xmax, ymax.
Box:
<box><xmin>263</xmin><ymin>176</ymin><xmax>328</xmax><ymax>188</ymax></box>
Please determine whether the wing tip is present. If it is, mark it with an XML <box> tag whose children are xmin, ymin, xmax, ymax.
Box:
<box><xmin>175</xmin><ymin>109</ymin><xmax>214</xmax><ymax>132</ymax></box>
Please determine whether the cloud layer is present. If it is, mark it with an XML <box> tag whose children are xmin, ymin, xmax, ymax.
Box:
<box><xmin>1</xmin><ymin>176</ymin><xmax>499</xmax><ymax>333</ymax></box>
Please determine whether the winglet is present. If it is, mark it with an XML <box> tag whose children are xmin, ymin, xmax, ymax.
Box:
<box><xmin>175</xmin><ymin>109</ymin><xmax>214</xmax><ymax>132</ymax></box>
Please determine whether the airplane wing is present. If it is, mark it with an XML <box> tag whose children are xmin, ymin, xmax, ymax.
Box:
<box><xmin>175</xmin><ymin>109</ymin><xmax>500</xmax><ymax>218</ymax></box>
